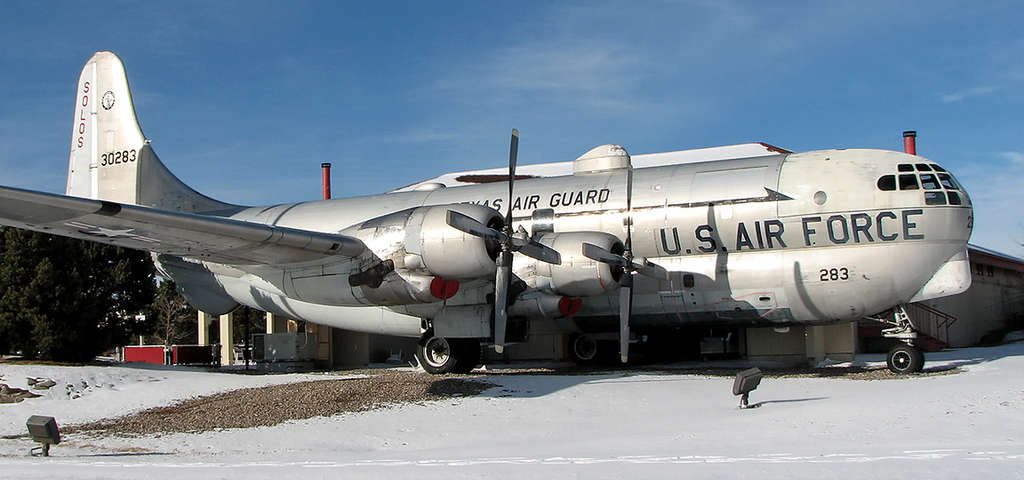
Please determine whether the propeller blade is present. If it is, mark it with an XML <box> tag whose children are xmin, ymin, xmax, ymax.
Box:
<box><xmin>619</xmin><ymin>274</ymin><xmax>633</xmax><ymax>364</ymax></box>
<box><xmin>508</xmin><ymin>129</ymin><xmax>519</xmax><ymax>204</ymax></box>
<box><xmin>505</xmin><ymin>129</ymin><xmax>519</xmax><ymax>228</ymax></box>
<box><xmin>446</xmin><ymin>210</ymin><xmax>504</xmax><ymax>240</ymax></box>
<box><xmin>516</xmin><ymin>239</ymin><xmax>562</xmax><ymax>265</ymax></box>
<box><xmin>582</xmin><ymin>242</ymin><xmax>627</xmax><ymax>267</ymax></box>
<box><xmin>493</xmin><ymin>251</ymin><xmax>512</xmax><ymax>354</ymax></box>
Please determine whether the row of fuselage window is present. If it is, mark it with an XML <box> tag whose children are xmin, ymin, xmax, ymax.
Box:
<box><xmin>876</xmin><ymin>163</ymin><xmax>965</xmax><ymax>206</ymax></box>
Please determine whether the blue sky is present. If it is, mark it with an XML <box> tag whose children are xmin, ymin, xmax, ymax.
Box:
<box><xmin>1</xmin><ymin>0</ymin><xmax>1022</xmax><ymax>254</ymax></box>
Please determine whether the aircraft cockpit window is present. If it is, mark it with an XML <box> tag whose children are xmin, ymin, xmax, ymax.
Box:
<box><xmin>920</xmin><ymin>173</ymin><xmax>940</xmax><ymax>190</ymax></box>
<box><xmin>898</xmin><ymin>174</ymin><xmax>919</xmax><ymax>190</ymax></box>
<box><xmin>898</xmin><ymin>164</ymin><xmax>914</xmax><ymax>172</ymax></box>
<box><xmin>937</xmin><ymin>173</ymin><xmax>959</xmax><ymax>190</ymax></box>
<box><xmin>947</xmin><ymin>191</ymin><xmax>963</xmax><ymax>205</ymax></box>
<box><xmin>932</xmin><ymin>164</ymin><xmax>947</xmax><ymax>172</ymax></box>
<box><xmin>877</xmin><ymin>175</ymin><xmax>896</xmax><ymax>191</ymax></box>
<box><xmin>925</xmin><ymin>191</ymin><xmax>947</xmax><ymax>205</ymax></box>
<box><xmin>915</xmin><ymin>163</ymin><xmax>933</xmax><ymax>171</ymax></box>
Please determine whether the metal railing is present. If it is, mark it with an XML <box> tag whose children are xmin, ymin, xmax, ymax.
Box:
<box><xmin>907</xmin><ymin>302</ymin><xmax>958</xmax><ymax>345</ymax></box>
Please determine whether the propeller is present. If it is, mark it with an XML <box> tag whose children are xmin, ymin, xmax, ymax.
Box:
<box><xmin>445</xmin><ymin>129</ymin><xmax>561</xmax><ymax>353</ymax></box>
<box><xmin>581</xmin><ymin>154</ymin><xmax>667</xmax><ymax>363</ymax></box>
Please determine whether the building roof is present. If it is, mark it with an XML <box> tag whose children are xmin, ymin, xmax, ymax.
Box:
<box><xmin>969</xmin><ymin>244</ymin><xmax>1024</xmax><ymax>273</ymax></box>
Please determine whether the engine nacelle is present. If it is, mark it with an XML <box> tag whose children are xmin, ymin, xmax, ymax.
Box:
<box><xmin>534</xmin><ymin>231</ymin><xmax>624</xmax><ymax>297</ymax></box>
<box><xmin>352</xmin><ymin>203</ymin><xmax>501</xmax><ymax>280</ymax></box>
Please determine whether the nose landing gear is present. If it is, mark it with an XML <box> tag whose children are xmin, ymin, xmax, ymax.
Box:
<box><xmin>874</xmin><ymin>305</ymin><xmax>926</xmax><ymax>374</ymax></box>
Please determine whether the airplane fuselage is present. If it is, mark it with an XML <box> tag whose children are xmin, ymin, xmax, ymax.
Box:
<box><xmin>158</xmin><ymin>147</ymin><xmax>972</xmax><ymax>339</ymax></box>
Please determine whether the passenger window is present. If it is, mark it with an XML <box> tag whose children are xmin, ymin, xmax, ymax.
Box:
<box><xmin>937</xmin><ymin>173</ymin><xmax>959</xmax><ymax>190</ymax></box>
<box><xmin>915</xmin><ymin>163</ymin><xmax>932</xmax><ymax>171</ymax></box>
<box><xmin>898</xmin><ymin>164</ymin><xmax>914</xmax><ymax>172</ymax></box>
<box><xmin>932</xmin><ymin>164</ymin><xmax>947</xmax><ymax>172</ymax></box>
<box><xmin>925</xmin><ymin>191</ymin><xmax>946</xmax><ymax>205</ymax></box>
<box><xmin>920</xmin><ymin>174</ymin><xmax>940</xmax><ymax>189</ymax></box>
<box><xmin>947</xmin><ymin>191</ymin><xmax>963</xmax><ymax>205</ymax></box>
<box><xmin>877</xmin><ymin>175</ymin><xmax>896</xmax><ymax>191</ymax></box>
<box><xmin>898</xmin><ymin>174</ymin><xmax>919</xmax><ymax>190</ymax></box>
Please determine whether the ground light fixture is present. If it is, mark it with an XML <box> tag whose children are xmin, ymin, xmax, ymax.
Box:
<box><xmin>733</xmin><ymin>368</ymin><xmax>763</xmax><ymax>409</ymax></box>
<box><xmin>26</xmin><ymin>415</ymin><xmax>60</xmax><ymax>456</ymax></box>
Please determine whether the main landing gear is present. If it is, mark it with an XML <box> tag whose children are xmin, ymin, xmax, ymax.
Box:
<box><xmin>415</xmin><ymin>329</ymin><xmax>482</xmax><ymax>374</ymax></box>
<box><xmin>875</xmin><ymin>305</ymin><xmax>926</xmax><ymax>374</ymax></box>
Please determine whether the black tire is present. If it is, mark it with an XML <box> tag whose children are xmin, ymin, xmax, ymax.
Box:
<box><xmin>887</xmin><ymin>344</ymin><xmax>925</xmax><ymax>374</ymax></box>
<box><xmin>416</xmin><ymin>332</ymin><xmax>458</xmax><ymax>374</ymax></box>
<box><xmin>450</xmin><ymin>338</ymin><xmax>482</xmax><ymax>374</ymax></box>
<box><xmin>569</xmin><ymin>334</ymin><xmax>600</xmax><ymax>365</ymax></box>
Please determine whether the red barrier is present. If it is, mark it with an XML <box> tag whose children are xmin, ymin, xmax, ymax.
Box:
<box><xmin>123</xmin><ymin>346</ymin><xmax>166</xmax><ymax>365</ymax></box>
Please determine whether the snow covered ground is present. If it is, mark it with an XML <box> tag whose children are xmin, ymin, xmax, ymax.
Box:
<box><xmin>2</xmin><ymin>344</ymin><xmax>1023</xmax><ymax>479</ymax></box>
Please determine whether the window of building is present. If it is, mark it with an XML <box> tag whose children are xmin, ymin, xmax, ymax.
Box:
<box><xmin>877</xmin><ymin>175</ymin><xmax>896</xmax><ymax>191</ymax></box>
<box><xmin>899</xmin><ymin>174</ymin><xmax>919</xmax><ymax>190</ymax></box>
<box><xmin>973</xmin><ymin>263</ymin><xmax>984</xmax><ymax>275</ymax></box>
<box><xmin>925</xmin><ymin>191</ymin><xmax>947</xmax><ymax>205</ymax></box>
<box><xmin>986</xmin><ymin>265</ymin><xmax>994</xmax><ymax>277</ymax></box>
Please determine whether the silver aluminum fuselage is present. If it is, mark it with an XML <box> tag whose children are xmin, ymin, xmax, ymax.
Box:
<box><xmin>170</xmin><ymin>148</ymin><xmax>972</xmax><ymax>337</ymax></box>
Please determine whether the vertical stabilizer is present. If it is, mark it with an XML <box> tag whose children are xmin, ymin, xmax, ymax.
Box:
<box><xmin>67</xmin><ymin>51</ymin><xmax>235</xmax><ymax>212</ymax></box>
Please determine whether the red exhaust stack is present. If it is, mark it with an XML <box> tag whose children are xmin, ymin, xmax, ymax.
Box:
<box><xmin>321</xmin><ymin>162</ymin><xmax>332</xmax><ymax>200</ymax></box>
<box><xmin>903</xmin><ymin>130</ymin><xmax>917</xmax><ymax>155</ymax></box>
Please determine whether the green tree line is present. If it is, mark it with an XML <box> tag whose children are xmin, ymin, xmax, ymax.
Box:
<box><xmin>0</xmin><ymin>227</ymin><xmax>272</xmax><ymax>362</ymax></box>
<box><xmin>0</xmin><ymin>228</ymin><xmax>180</xmax><ymax>361</ymax></box>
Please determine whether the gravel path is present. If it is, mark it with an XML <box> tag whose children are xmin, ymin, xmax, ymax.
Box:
<box><xmin>71</xmin><ymin>370</ymin><xmax>494</xmax><ymax>436</ymax></box>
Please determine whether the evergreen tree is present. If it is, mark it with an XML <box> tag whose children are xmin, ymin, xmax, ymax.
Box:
<box><xmin>0</xmin><ymin>228</ymin><xmax>156</xmax><ymax>361</ymax></box>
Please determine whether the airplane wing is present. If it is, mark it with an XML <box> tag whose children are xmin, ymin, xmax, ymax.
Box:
<box><xmin>0</xmin><ymin>186</ymin><xmax>368</xmax><ymax>266</ymax></box>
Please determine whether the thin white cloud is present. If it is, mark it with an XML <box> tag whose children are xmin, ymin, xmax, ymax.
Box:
<box><xmin>941</xmin><ymin>85</ymin><xmax>998</xmax><ymax>103</ymax></box>
<box><xmin>953</xmin><ymin>153</ymin><xmax>1024</xmax><ymax>255</ymax></box>
<box><xmin>434</xmin><ymin>39</ymin><xmax>646</xmax><ymax>114</ymax></box>
<box><xmin>997</xmin><ymin>151</ymin><xmax>1024</xmax><ymax>165</ymax></box>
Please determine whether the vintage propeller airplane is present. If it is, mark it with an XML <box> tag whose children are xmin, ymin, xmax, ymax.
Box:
<box><xmin>0</xmin><ymin>52</ymin><xmax>973</xmax><ymax>374</ymax></box>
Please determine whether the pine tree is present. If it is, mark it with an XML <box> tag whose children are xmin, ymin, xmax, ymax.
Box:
<box><xmin>0</xmin><ymin>228</ymin><xmax>156</xmax><ymax>361</ymax></box>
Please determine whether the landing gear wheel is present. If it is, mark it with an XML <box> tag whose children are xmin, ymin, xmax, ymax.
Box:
<box><xmin>450</xmin><ymin>338</ymin><xmax>482</xmax><ymax>374</ymax></box>
<box><xmin>416</xmin><ymin>332</ymin><xmax>458</xmax><ymax>374</ymax></box>
<box><xmin>569</xmin><ymin>334</ymin><xmax>599</xmax><ymax>365</ymax></box>
<box><xmin>887</xmin><ymin>344</ymin><xmax>925</xmax><ymax>374</ymax></box>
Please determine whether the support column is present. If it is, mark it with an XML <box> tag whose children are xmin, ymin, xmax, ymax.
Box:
<box><xmin>806</xmin><ymin>325</ymin><xmax>826</xmax><ymax>365</ymax></box>
<box><xmin>197</xmin><ymin>311</ymin><xmax>215</xmax><ymax>345</ymax></box>
<box><xmin>219</xmin><ymin>312</ymin><xmax>235</xmax><ymax>366</ymax></box>
<box><xmin>266</xmin><ymin>312</ymin><xmax>287</xmax><ymax>334</ymax></box>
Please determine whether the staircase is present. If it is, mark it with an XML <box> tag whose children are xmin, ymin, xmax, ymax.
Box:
<box><xmin>906</xmin><ymin>303</ymin><xmax>958</xmax><ymax>351</ymax></box>
<box><xmin>858</xmin><ymin>303</ymin><xmax>959</xmax><ymax>353</ymax></box>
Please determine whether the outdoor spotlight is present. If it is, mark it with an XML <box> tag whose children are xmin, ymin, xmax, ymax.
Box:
<box><xmin>733</xmin><ymin>367</ymin><xmax>763</xmax><ymax>409</ymax></box>
<box><xmin>26</xmin><ymin>415</ymin><xmax>60</xmax><ymax>457</ymax></box>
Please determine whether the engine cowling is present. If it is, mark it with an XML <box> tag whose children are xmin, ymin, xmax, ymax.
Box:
<box><xmin>352</xmin><ymin>204</ymin><xmax>501</xmax><ymax>280</ymax></box>
<box><xmin>534</xmin><ymin>231</ymin><xmax>624</xmax><ymax>297</ymax></box>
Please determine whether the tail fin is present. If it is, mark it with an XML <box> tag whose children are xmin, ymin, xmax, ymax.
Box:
<box><xmin>67</xmin><ymin>51</ymin><xmax>236</xmax><ymax>213</ymax></box>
